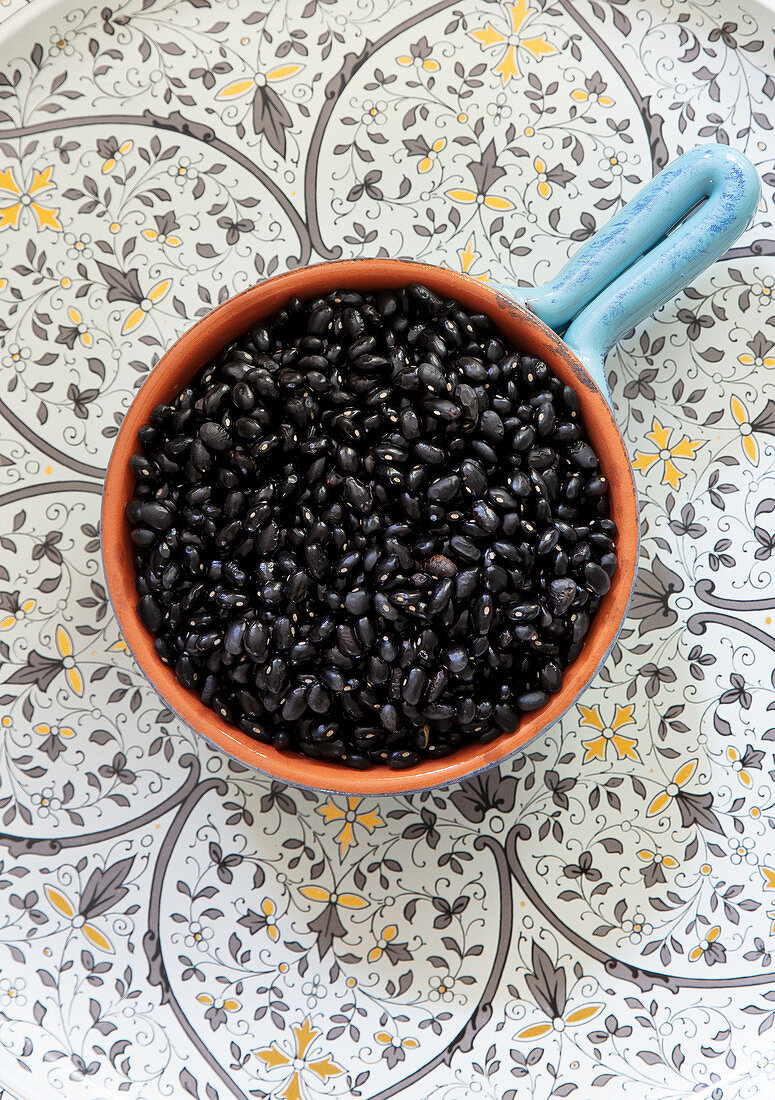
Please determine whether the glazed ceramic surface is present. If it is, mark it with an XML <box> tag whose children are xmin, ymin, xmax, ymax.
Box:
<box><xmin>2</xmin><ymin>0</ymin><xmax>775</xmax><ymax>1098</ymax></box>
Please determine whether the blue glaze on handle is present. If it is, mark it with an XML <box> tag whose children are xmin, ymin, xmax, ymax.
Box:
<box><xmin>499</xmin><ymin>144</ymin><xmax>760</xmax><ymax>405</ymax></box>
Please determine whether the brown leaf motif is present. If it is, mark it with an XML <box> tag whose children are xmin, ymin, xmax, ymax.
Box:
<box><xmin>95</xmin><ymin>261</ymin><xmax>143</xmax><ymax>305</ymax></box>
<box><xmin>79</xmin><ymin>856</ymin><xmax>134</xmax><ymax>919</ymax></box>
<box><xmin>5</xmin><ymin>649</ymin><xmax>64</xmax><ymax>691</ymax></box>
<box><xmin>450</xmin><ymin>768</ymin><xmax>517</xmax><ymax>822</ymax></box>
<box><xmin>629</xmin><ymin>556</ymin><xmax>683</xmax><ymax>635</ymax></box>
<box><xmin>252</xmin><ymin>85</ymin><xmax>293</xmax><ymax>157</ymax></box>
<box><xmin>525</xmin><ymin>942</ymin><xmax>567</xmax><ymax>1019</ymax></box>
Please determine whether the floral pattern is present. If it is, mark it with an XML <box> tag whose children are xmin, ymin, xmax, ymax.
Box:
<box><xmin>0</xmin><ymin>0</ymin><xmax>774</xmax><ymax>1097</ymax></box>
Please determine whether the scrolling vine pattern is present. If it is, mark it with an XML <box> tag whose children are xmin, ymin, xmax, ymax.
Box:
<box><xmin>1</xmin><ymin>0</ymin><xmax>775</xmax><ymax>1097</ymax></box>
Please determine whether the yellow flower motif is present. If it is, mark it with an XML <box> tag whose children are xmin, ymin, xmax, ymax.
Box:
<box><xmin>636</xmin><ymin>849</ymin><xmax>678</xmax><ymax>869</ymax></box>
<box><xmin>727</xmin><ymin>745</ymin><xmax>754</xmax><ymax>787</ymax></box>
<box><xmin>299</xmin><ymin>884</ymin><xmax>368</xmax><ymax>910</ymax></box>
<box><xmin>0</xmin><ymin>596</ymin><xmax>35</xmax><ymax>631</ymax></box>
<box><xmin>397</xmin><ymin>36</ymin><xmax>439</xmax><ymax>71</ymax></box>
<box><xmin>731</xmin><ymin>396</ymin><xmax>758</xmax><ymax>463</ymax></box>
<box><xmin>44</xmin><ymin>884</ymin><xmax>114</xmax><ymax>953</ymax></box>
<box><xmin>447</xmin><ymin>138</ymin><xmax>514</xmax><ymax>211</ymax></box>
<box><xmin>446</xmin><ymin>187</ymin><xmax>513</xmax><ymax>211</ymax></box>
<box><xmin>458</xmin><ymin>236</ymin><xmax>490</xmax><ymax>281</ymax></box>
<box><xmin>67</xmin><ymin>307</ymin><xmax>93</xmax><ymax>349</ymax></box>
<box><xmin>738</xmin><ymin>336</ymin><xmax>775</xmax><ymax>370</ymax></box>
<box><xmin>56</xmin><ymin>625</ymin><xmax>84</xmax><ymax>696</ymax></box>
<box><xmin>109</xmin><ymin>639</ymin><xmax>129</xmax><ymax>653</ymax></box>
<box><xmin>533</xmin><ymin>157</ymin><xmax>551</xmax><ymax>199</ymax></box>
<box><xmin>261</xmin><ymin>897</ymin><xmax>280</xmax><ymax>942</ymax></box>
<box><xmin>142</xmin><ymin>212</ymin><xmax>182</xmax><ymax>248</ymax></box>
<box><xmin>572</xmin><ymin>89</ymin><xmax>613</xmax><ymax>107</ymax></box>
<box><xmin>375</xmin><ymin>1029</ymin><xmax>419</xmax><ymax>1051</ymax></box>
<box><xmin>419</xmin><ymin>138</ymin><xmax>446</xmax><ymax>174</ymax></box>
<box><xmin>34</xmin><ymin>722</ymin><xmax>75</xmax><ymax>740</ymax></box>
<box><xmin>99</xmin><ymin>138</ymin><xmax>133</xmax><ymax>174</ymax></box>
<box><xmin>578</xmin><ymin>703</ymin><xmax>638</xmax><ymax>763</ymax></box>
<box><xmin>121</xmin><ymin>279</ymin><xmax>171</xmax><ymax>335</ymax></box>
<box><xmin>0</xmin><ymin>165</ymin><xmax>61</xmax><ymax>233</ymax></box>
<box><xmin>729</xmin><ymin>393</ymin><xmax>775</xmax><ymax>464</ymax></box>
<box><xmin>632</xmin><ymin>418</ymin><xmax>705</xmax><ymax>489</ymax></box>
<box><xmin>470</xmin><ymin>0</ymin><xmax>555</xmax><ymax>86</ymax></box>
<box><xmin>687</xmin><ymin>924</ymin><xmax>723</xmax><ymax>963</ymax></box>
<box><xmin>255</xmin><ymin>1016</ymin><xmax>343</xmax><ymax>1099</ymax></box>
<box><xmin>315</xmin><ymin>796</ymin><xmax>384</xmax><ymax>857</ymax></box>
<box><xmin>196</xmin><ymin>992</ymin><xmax>241</xmax><ymax>1012</ymax></box>
<box><xmin>367</xmin><ymin>924</ymin><xmax>398</xmax><ymax>963</ymax></box>
<box><xmin>515</xmin><ymin>1001</ymin><xmax>603</xmax><ymax>1041</ymax></box>
<box><xmin>142</xmin><ymin>227</ymin><xmax>181</xmax><ymax>246</ymax></box>
<box><xmin>217</xmin><ymin>64</ymin><xmax>303</xmax><ymax>102</ymax></box>
<box><xmin>397</xmin><ymin>52</ymin><xmax>439</xmax><ymax>72</ymax></box>
<box><xmin>646</xmin><ymin>759</ymin><xmax>698</xmax><ymax>817</ymax></box>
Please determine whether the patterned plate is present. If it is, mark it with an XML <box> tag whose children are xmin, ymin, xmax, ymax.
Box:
<box><xmin>1</xmin><ymin>0</ymin><xmax>775</xmax><ymax>1097</ymax></box>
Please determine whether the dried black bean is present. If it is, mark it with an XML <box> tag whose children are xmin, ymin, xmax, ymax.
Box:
<box><xmin>584</xmin><ymin>561</ymin><xmax>611</xmax><ymax>596</ymax></box>
<box><xmin>516</xmin><ymin>690</ymin><xmax>548</xmax><ymax>712</ymax></box>
<box><xmin>569</xmin><ymin>441</ymin><xmax>599</xmax><ymax>469</ymax></box>
<box><xmin>428</xmin><ymin>474</ymin><xmax>461</xmax><ymax>503</ymax></box>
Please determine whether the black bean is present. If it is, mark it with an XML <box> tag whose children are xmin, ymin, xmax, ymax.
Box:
<box><xmin>548</xmin><ymin>577</ymin><xmax>577</xmax><ymax>614</ymax></box>
<box><xmin>537</xmin><ymin>528</ymin><xmax>560</xmax><ymax>555</ymax></box>
<box><xmin>199</xmin><ymin>421</ymin><xmax>231</xmax><ymax>452</ymax></box>
<box><xmin>138</xmin><ymin>594</ymin><xmax>163</xmax><ymax>632</ymax></box>
<box><xmin>569</xmin><ymin>441</ymin><xmax>599</xmax><ymax>470</ymax></box>
<box><xmin>455</xmin><ymin>569</ymin><xmax>478</xmax><ymax>599</ymax></box>
<box><xmin>513</xmin><ymin>426</ymin><xmax>535</xmax><ymax>452</ymax></box>
<box><xmin>414</xmin><ymin>441</ymin><xmax>445</xmax><ymax>465</ymax></box>
<box><xmin>344</xmin><ymin>589</ymin><xmax>370</xmax><ymax>615</ymax></box>
<box><xmin>494</xmin><ymin>704</ymin><xmax>519</xmax><ymax>731</ymax></box>
<box><xmin>282</xmin><ymin>687</ymin><xmax>308</xmax><ymax>720</ymax></box>
<box><xmin>536</xmin><ymin>402</ymin><xmax>556</xmax><ymax>437</ymax></box>
<box><xmin>584</xmin><ymin>562</ymin><xmax>611</xmax><ymax>596</ymax></box>
<box><xmin>419</xmin><ymin>362</ymin><xmax>446</xmax><ymax>394</ymax></box>
<box><xmin>473</xmin><ymin>594</ymin><xmax>494</xmax><ymax>634</ymax></box>
<box><xmin>516</xmin><ymin>690</ymin><xmax>548</xmax><ymax>712</ymax></box>
<box><xmin>599</xmin><ymin>552</ymin><xmax>618</xmax><ymax>577</ymax></box>
<box><xmin>426</xmin><ymin>398</ymin><xmax>460</xmax><ymax>422</ymax></box>
<box><xmin>450</xmin><ymin>535</ymin><xmax>480</xmax><ymax>563</ymax></box>
<box><xmin>428</xmin><ymin>578</ymin><xmax>454</xmax><ymax>616</ymax></box>
<box><xmin>479</xmin><ymin>410</ymin><xmax>504</xmax><ymax>443</ymax></box>
<box><xmin>307</xmin><ymin>684</ymin><xmax>330</xmax><ymax>714</ymax></box>
<box><xmin>471</xmin><ymin>501</ymin><xmax>499</xmax><ymax>532</ymax></box>
<box><xmin>428</xmin><ymin>474</ymin><xmax>461</xmax><ymax>503</ymax></box>
<box><xmin>443</xmin><ymin>645</ymin><xmax>468</xmax><ymax>674</ymax></box>
<box><xmin>402</xmin><ymin>667</ymin><xmax>427</xmax><ymax>706</ymax></box>
<box><xmin>408</xmin><ymin>282</ymin><xmax>442</xmax><ymax>313</ymax></box>
<box><xmin>223</xmin><ymin>619</ymin><xmax>246</xmax><ymax>655</ymax></box>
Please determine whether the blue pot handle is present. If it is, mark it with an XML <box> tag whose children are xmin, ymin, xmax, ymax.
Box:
<box><xmin>498</xmin><ymin>144</ymin><xmax>760</xmax><ymax>405</ymax></box>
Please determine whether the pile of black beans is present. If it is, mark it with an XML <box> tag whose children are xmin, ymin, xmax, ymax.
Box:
<box><xmin>126</xmin><ymin>284</ymin><xmax>616</xmax><ymax>770</ymax></box>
